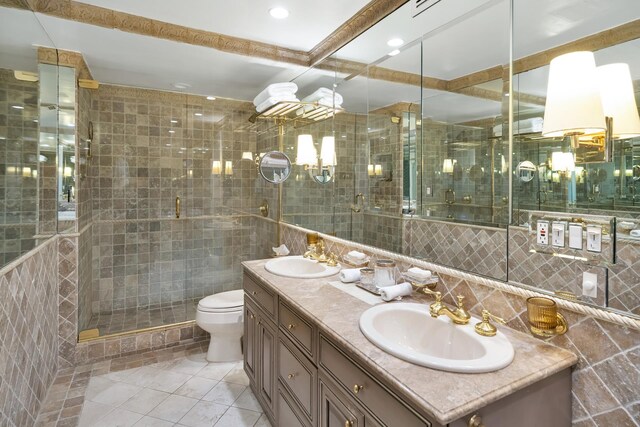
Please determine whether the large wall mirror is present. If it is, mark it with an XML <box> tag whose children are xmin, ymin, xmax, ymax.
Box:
<box><xmin>511</xmin><ymin>0</ymin><xmax>640</xmax><ymax>316</ymax></box>
<box><xmin>0</xmin><ymin>8</ymin><xmax>60</xmax><ymax>267</ymax></box>
<box><xmin>280</xmin><ymin>0</ymin><xmax>640</xmax><ymax>319</ymax></box>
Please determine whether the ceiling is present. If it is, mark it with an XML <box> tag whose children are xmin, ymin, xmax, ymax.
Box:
<box><xmin>0</xmin><ymin>0</ymin><xmax>638</xmax><ymax>123</ymax></box>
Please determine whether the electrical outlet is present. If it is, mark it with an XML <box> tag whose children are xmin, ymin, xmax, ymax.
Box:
<box><xmin>552</xmin><ymin>222</ymin><xmax>566</xmax><ymax>247</ymax></box>
<box><xmin>586</xmin><ymin>225</ymin><xmax>602</xmax><ymax>253</ymax></box>
<box><xmin>582</xmin><ymin>272</ymin><xmax>598</xmax><ymax>297</ymax></box>
<box><xmin>537</xmin><ymin>220</ymin><xmax>549</xmax><ymax>245</ymax></box>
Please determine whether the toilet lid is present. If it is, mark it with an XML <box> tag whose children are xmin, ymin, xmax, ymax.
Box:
<box><xmin>198</xmin><ymin>290</ymin><xmax>244</xmax><ymax>312</ymax></box>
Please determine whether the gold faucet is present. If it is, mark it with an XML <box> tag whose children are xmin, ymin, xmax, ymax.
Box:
<box><xmin>421</xmin><ymin>289</ymin><xmax>471</xmax><ymax>325</ymax></box>
<box><xmin>303</xmin><ymin>238</ymin><xmax>329</xmax><ymax>263</ymax></box>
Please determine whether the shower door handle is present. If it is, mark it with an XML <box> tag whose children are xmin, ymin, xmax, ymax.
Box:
<box><xmin>445</xmin><ymin>189</ymin><xmax>455</xmax><ymax>205</ymax></box>
<box><xmin>176</xmin><ymin>196</ymin><xmax>181</xmax><ymax>219</ymax></box>
<box><xmin>351</xmin><ymin>193</ymin><xmax>365</xmax><ymax>212</ymax></box>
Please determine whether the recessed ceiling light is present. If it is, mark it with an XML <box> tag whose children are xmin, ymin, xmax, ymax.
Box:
<box><xmin>388</xmin><ymin>49</ymin><xmax>401</xmax><ymax>56</ymax></box>
<box><xmin>387</xmin><ymin>38</ymin><xmax>404</xmax><ymax>47</ymax></box>
<box><xmin>206</xmin><ymin>96</ymin><xmax>216</xmax><ymax>100</ymax></box>
<box><xmin>269</xmin><ymin>7</ymin><xmax>289</xmax><ymax>19</ymax></box>
<box><xmin>172</xmin><ymin>82</ymin><xmax>191</xmax><ymax>89</ymax></box>
<box><xmin>194</xmin><ymin>113</ymin><xmax>203</xmax><ymax>117</ymax></box>
<box><xmin>168</xmin><ymin>130</ymin><xmax>175</xmax><ymax>134</ymax></box>
<box><xmin>11</xmin><ymin>105</ymin><xmax>24</xmax><ymax>110</ymax></box>
<box><xmin>170</xmin><ymin>119</ymin><xmax>178</xmax><ymax>123</ymax></box>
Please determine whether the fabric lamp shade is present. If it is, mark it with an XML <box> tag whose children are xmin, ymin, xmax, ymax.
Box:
<box><xmin>542</xmin><ymin>51</ymin><xmax>606</xmax><ymax>137</ymax></box>
<box><xmin>596</xmin><ymin>63</ymin><xmax>640</xmax><ymax>138</ymax></box>
<box><xmin>320</xmin><ymin>136</ymin><xmax>336</xmax><ymax>166</ymax></box>
<box><xmin>296</xmin><ymin>134</ymin><xmax>317</xmax><ymax>165</ymax></box>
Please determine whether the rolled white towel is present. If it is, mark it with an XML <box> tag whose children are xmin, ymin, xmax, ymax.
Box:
<box><xmin>347</xmin><ymin>250</ymin><xmax>366</xmax><ymax>260</ymax></box>
<box><xmin>380</xmin><ymin>282</ymin><xmax>413</xmax><ymax>302</ymax></box>
<box><xmin>256</xmin><ymin>95</ymin><xmax>299</xmax><ymax>113</ymax></box>
<box><xmin>253</xmin><ymin>82</ymin><xmax>298</xmax><ymax>107</ymax></box>
<box><xmin>339</xmin><ymin>268</ymin><xmax>361</xmax><ymax>283</ymax></box>
<box><xmin>630</xmin><ymin>229</ymin><xmax>640</xmax><ymax>238</ymax></box>
<box><xmin>407</xmin><ymin>267</ymin><xmax>432</xmax><ymax>280</ymax></box>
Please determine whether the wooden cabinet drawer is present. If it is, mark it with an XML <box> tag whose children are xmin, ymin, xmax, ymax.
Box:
<box><xmin>319</xmin><ymin>336</ymin><xmax>430</xmax><ymax>427</ymax></box>
<box><xmin>244</xmin><ymin>273</ymin><xmax>276</xmax><ymax>318</ymax></box>
<box><xmin>279</xmin><ymin>301</ymin><xmax>315</xmax><ymax>359</ymax></box>
<box><xmin>278</xmin><ymin>337</ymin><xmax>317</xmax><ymax>423</ymax></box>
<box><xmin>278</xmin><ymin>387</ymin><xmax>312</xmax><ymax>427</ymax></box>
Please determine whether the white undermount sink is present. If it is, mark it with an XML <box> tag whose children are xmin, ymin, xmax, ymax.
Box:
<box><xmin>264</xmin><ymin>255</ymin><xmax>341</xmax><ymax>279</ymax></box>
<box><xmin>359</xmin><ymin>303</ymin><xmax>514</xmax><ymax>373</ymax></box>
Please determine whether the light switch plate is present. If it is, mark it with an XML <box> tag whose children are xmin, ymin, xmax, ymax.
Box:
<box><xmin>537</xmin><ymin>220</ymin><xmax>549</xmax><ymax>245</ymax></box>
<box><xmin>586</xmin><ymin>225</ymin><xmax>602</xmax><ymax>253</ymax></box>
<box><xmin>582</xmin><ymin>272</ymin><xmax>598</xmax><ymax>297</ymax></box>
<box><xmin>568</xmin><ymin>223</ymin><xmax>583</xmax><ymax>250</ymax></box>
<box><xmin>552</xmin><ymin>222</ymin><xmax>566</xmax><ymax>247</ymax></box>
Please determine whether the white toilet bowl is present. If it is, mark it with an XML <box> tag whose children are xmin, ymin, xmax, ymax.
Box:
<box><xmin>196</xmin><ymin>290</ymin><xmax>244</xmax><ymax>362</ymax></box>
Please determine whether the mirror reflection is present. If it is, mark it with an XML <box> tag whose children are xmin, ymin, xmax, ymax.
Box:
<box><xmin>259</xmin><ymin>150</ymin><xmax>291</xmax><ymax>184</ymax></box>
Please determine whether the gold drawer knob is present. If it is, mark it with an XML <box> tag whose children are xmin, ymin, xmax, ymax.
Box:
<box><xmin>251</xmin><ymin>291</ymin><xmax>257</xmax><ymax>295</ymax></box>
<box><xmin>249</xmin><ymin>313</ymin><xmax>254</xmax><ymax>319</ymax></box>
<box><xmin>468</xmin><ymin>414</ymin><xmax>485</xmax><ymax>427</ymax></box>
<box><xmin>352</xmin><ymin>384</ymin><xmax>364</xmax><ymax>394</ymax></box>
<box><xmin>287</xmin><ymin>324</ymin><xmax>295</xmax><ymax>330</ymax></box>
<box><xmin>345</xmin><ymin>420</ymin><xmax>353</xmax><ymax>427</ymax></box>
<box><xmin>287</xmin><ymin>373</ymin><xmax>295</xmax><ymax>379</ymax></box>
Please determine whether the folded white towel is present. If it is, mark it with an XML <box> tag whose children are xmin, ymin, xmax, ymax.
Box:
<box><xmin>347</xmin><ymin>250</ymin><xmax>366</xmax><ymax>260</ymax></box>
<box><xmin>253</xmin><ymin>82</ymin><xmax>298</xmax><ymax>107</ymax></box>
<box><xmin>339</xmin><ymin>268</ymin><xmax>361</xmax><ymax>283</ymax></box>
<box><xmin>302</xmin><ymin>89</ymin><xmax>343</xmax><ymax>106</ymax></box>
<box><xmin>317</xmin><ymin>97</ymin><xmax>342</xmax><ymax>108</ymax></box>
<box><xmin>272</xmin><ymin>244</ymin><xmax>290</xmax><ymax>256</ymax></box>
<box><xmin>256</xmin><ymin>95</ymin><xmax>299</xmax><ymax>113</ymax></box>
<box><xmin>380</xmin><ymin>282</ymin><xmax>413</xmax><ymax>301</ymax></box>
<box><xmin>407</xmin><ymin>267</ymin><xmax>432</xmax><ymax>280</ymax></box>
<box><xmin>631</xmin><ymin>229</ymin><xmax>640</xmax><ymax>238</ymax></box>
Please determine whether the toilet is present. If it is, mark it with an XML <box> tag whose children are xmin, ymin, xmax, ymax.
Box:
<box><xmin>196</xmin><ymin>289</ymin><xmax>244</xmax><ymax>362</ymax></box>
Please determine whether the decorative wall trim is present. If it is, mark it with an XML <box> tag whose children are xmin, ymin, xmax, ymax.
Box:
<box><xmin>26</xmin><ymin>0</ymin><xmax>309</xmax><ymax>66</ymax></box>
<box><xmin>280</xmin><ymin>221</ymin><xmax>640</xmax><ymax>330</ymax></box>
<box><xmin>308</xmin><ymin>0</ymin><xmax>409</xmax><ymax>65</ymax></box>
<box><xmin>37</xmin><ymin>46</ymin><xmax>93</xmax><ymax>80</ymax></box>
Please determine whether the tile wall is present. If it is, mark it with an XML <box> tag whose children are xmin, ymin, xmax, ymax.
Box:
<box><xmin>82</xmin><ymin>85</ymin><xmax>275</xmax><ymax>328</ymax></box>
<box><xmin>0</xmin><ymin>236</ymin><xmax>58</xmax><ymax>426</ymax></box>
<box><xmin>281</xmin><ymin>222</ymin><xmax>640</xmax><ymax>426</ymax></box>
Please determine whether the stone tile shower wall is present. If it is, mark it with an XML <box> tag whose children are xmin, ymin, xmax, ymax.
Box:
<box><xmin>0</xmin><ymin>69</ymin><xmax>39</xmax><ymax>266</ymax></box>
<box><xmin>86</xmin><ymin>85</ymin><xmax>271</xmax><ymax>320</ymax></box>
<box><xmin>0</xmin><ymin>237</ymin><xmax>58</xmax><ymax>426</ymax></box>
<box><xmin>281</xmin><ymin>222</ymin><xmax>640</xmax><ymax>426</ymax></box>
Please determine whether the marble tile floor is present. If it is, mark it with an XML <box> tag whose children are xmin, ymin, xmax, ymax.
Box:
<box><xmin>86</xmin><ymin>301</ymin><xmax>198</xmax><ymax>336</ymax></box>
<box><xmin>35</xmin><ymin>347</ymin><xmax>270</xmax><ymax>427</ymax></box>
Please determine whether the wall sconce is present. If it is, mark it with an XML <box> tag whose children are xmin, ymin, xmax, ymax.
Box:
<box><xmin>224</xmin><ymin>160</ymin><xmax>233</xmax><ymax>176</ymax></box>
<box><xmin>551</xmin><ymin>151</ymin><xmax>575</xmax><ymax>175</ymax></box>
<box><xmin>211</xmin><ymin>160</ymin><xmax>221</xmax><ymax>175</ymax></box>
<box><xmin>543</xmin><ymin>51</ymin><xmax>640</xmax><ymax>161</ymax></box>
<box><xmin>295</xmin><ymin>134</ymin><xmax>336</xmax><ymax>183</ymax></box>
<box><xmin>442</xmin><ymin>158</ymin><xmax>455</xmax><ymax>173</ymax></box>
<box><xmin>241</xmin><ymin>151</ymin><xmax>253</xmax><ymax>161</ymax></box>
<box><xmin>367</xmin><ymin>164</ymin><xmax>384</xmax><ymax>177</ymax></box>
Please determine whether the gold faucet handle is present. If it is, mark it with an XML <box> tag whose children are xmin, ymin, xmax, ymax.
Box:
<box><xmin>421</xmin><ymin>288</ymin><xmax>442</xmax><ymax>301</ymax></box>
<box><xmin>474</xmin><ymin>309</ymin><xmax>506</xmax><ymax>337</ymax></box>
<box><xmin>456</xmin><ymin>295</ymin><xmax>466</xmax><ymax>309</ymax></box>
<box><xmin>326</xmin><ymin>253</ymin><xmax>338</xmax><ymax>267</ymax></box>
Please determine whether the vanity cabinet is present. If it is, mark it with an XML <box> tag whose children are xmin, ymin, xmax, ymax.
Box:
<box><xmin>243</xmin><ymin>270</ymin><xmax>572</xmax><ymax>427</ymax></box>
<box><xmin>243</xmin><ymin>274</ymin><xmax>278</xmax><ymax>422</ymax></box>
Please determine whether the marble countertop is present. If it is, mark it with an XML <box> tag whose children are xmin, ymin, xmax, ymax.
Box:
<box><xmin>242</xmin><ymin>259</ymin><xmax>578</xmax><ymax>425</ymax></box>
